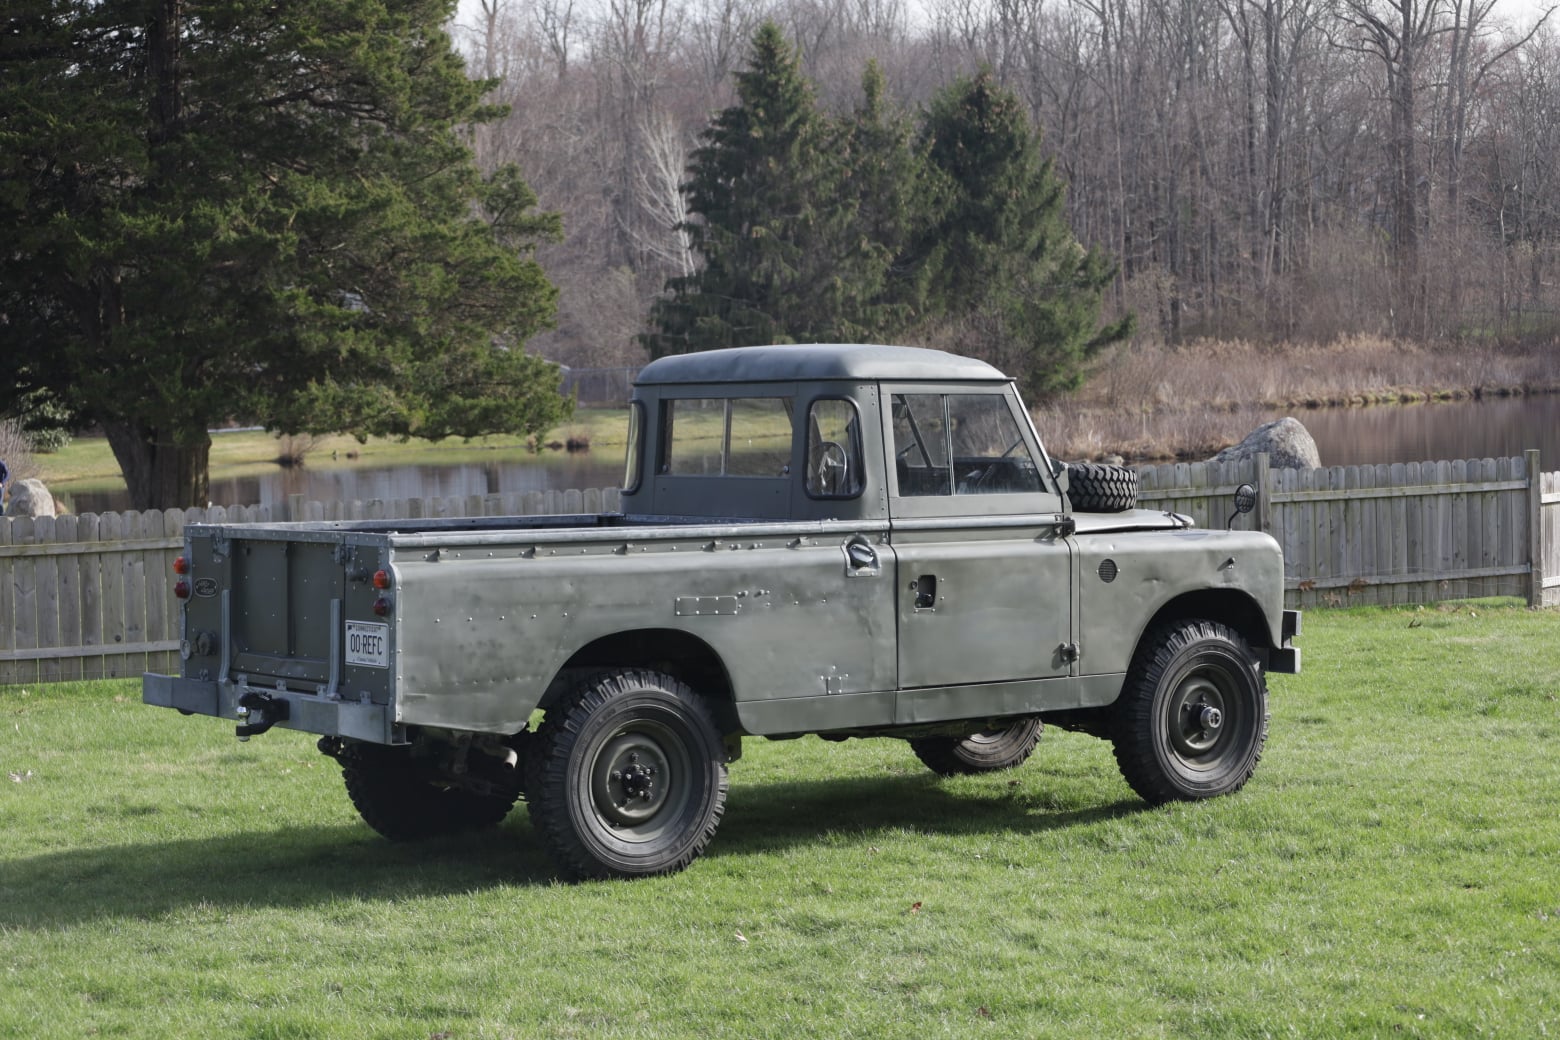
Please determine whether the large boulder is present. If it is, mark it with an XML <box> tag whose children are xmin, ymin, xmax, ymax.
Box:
<box><xmin>4</xmin><ymin>477</ymin><xmax>57</xmax><ymax>518</ymax></box>
<box><xmin>1212</xmin><ymin>417</ymin><xmax>1321</xmax><ymax>470</ymax></box>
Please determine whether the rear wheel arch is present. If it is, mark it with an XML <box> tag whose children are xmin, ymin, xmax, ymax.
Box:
<box><xmin>543</xmin><ymin>629</ymin><xmax>738</xmax><ymax>731</ymax></box>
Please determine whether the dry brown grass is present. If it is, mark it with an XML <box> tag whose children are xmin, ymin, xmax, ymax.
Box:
<box><xmin>1035</xmin><ymin>335</ymin><xmax>1560</xmax><ymax>462</ymax></box>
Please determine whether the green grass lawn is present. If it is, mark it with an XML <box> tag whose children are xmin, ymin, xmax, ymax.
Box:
<box><xmin>2</xmin><ymin>602</ymin><xmax>1557</xmax><ymax>1038</ymax></box>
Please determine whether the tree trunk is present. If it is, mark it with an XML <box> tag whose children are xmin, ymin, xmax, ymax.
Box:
<box><xmin>103</xmin><ymin>422</ymin><xmax>212</xmax><ymax>511</ymax></box>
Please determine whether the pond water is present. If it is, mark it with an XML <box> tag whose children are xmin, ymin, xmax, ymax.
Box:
<box><xmin>54</xmin><ymin>393</ymin><xmax>1560</xmax><ymax>514</ymax></box>
<box><xmin>1283</xmin><ymin>393</ymin><xmax>1560</xmax><ymax>468</ymax></box>
<box><xmin>63</xmin><ymin>451</ymin><xmax>627</xmax><ymax>515</ymax></box>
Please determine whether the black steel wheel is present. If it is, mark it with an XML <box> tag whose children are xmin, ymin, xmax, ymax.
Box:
<box><xmin>528</xmin><ymin>670</ymin><xmax>729</xmax><ymax>880</ymax></box>
<box><xmin>908</xmin><ymin>718</ymin><xmax>1043</xmax><ymax>776</ymax></box>
<box><xmin>1112</xmin><ymin>619</ymin><xmax>1269</xmax><ymax>804</ymax></box>
<box><xmin>1066</xmin><ymin>462</ymin><xmax>1138</xmax><ymax>513</ymax></box>
<box><xmin>340</xmin><ymin>743</ymin><xmax>520</xmax><ymax>841</ymax></box>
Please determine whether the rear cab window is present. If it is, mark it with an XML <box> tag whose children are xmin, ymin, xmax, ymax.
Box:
<box><xmin>661</xmin><ymin>396</ymin><xmax>793</xmax><ymax>476</ymax></box>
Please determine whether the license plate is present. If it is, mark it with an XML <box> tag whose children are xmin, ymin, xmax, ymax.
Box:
<box><xmin>345</xmin><ymin>621</ymin><xmax>390</xmax><ymax>668</ymax></box>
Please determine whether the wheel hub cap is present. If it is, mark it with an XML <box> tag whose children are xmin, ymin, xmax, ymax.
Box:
<box><xmin>1170</xmin><ymin>675</ymin><xmax>1230</xmax><ymax>758</ymax></box>
<box><xmin>594</xmin><ymin>735</ymin><xmax>671</xmax><ymax>826</ymax></box>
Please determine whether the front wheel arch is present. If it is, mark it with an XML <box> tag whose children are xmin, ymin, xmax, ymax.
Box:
<box><xmin>1138</xmin><ymin>589</ymin><xmax>1278</xmax><ymax>664</ymax></box>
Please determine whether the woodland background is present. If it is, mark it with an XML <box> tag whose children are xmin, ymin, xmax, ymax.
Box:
<box><xmin>453</xmin><ymin>0</ymin><xmax>1560</xmax><ymax>370</ymax></box>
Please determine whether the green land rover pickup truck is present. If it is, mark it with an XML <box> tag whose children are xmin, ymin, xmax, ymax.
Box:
<box><xmin>144</xmin><ymin>344</ymin><xmax>1300</xmax><ymax>879</ymax></box>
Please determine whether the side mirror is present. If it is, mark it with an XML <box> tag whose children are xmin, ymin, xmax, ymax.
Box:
<box><xmin>1227</xmin><ymin>483</ymin><xmax>1258</xmax><ymax>530</ymax></box>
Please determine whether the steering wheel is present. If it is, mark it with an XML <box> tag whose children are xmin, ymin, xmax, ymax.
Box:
<box><xmin>815</xmin><ymin>441</ymin><xmax>849</xmax><ymax>494</ymax></box>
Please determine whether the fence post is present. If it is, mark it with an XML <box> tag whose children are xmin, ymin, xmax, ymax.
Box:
<box><xmin>1255</xmin><ymin>452</ymin><xmax>1272</xmax><ymax>534</ymax></box>
<box><xmin>1527</xmin><ymin>449</ymin><xmax>1543</xmax><ymax>608</ymax></box>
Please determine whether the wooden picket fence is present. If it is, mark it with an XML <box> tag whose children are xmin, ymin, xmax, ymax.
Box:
<box><xmin>3</xmin><ymin>455</ymin><xmax>1559</xmax><ymax>685</ymax></box>
<box><xmin>0</xmin><ymin>487</ymin><xmax>621</xmax><ymax>685</ymax></box>
<box><xmin>1135</xmin><ymin>450</ymin><xmax>1559</xmax><ymax>610</ymax></box>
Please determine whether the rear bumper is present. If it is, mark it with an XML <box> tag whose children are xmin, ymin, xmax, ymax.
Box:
<box><xmin>1268</xmin><ymin>609</ymin><xmax>1303</xmax><ymax>674</ymax></box>
<box><xmin>143</xmin><ymin>673</ymin><xmax>403</xmax><ymax>744</ymax></box>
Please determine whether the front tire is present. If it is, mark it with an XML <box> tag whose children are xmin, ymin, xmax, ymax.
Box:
<box><xmin>1112</xmin><ymin>620</ymin><xmax>1269</xmax><ymax>804</ymax></box>
<box><xmin>528</xmin><ymin>670</ymin><xmax>729</xmax><ymax>880</ymax></box>
<box><xmin>909</xmin><ymin>719</ymin><xmax>1043</xmax><ymax>776</ymax></box>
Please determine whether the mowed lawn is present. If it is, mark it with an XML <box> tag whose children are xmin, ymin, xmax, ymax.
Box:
<box><xmin>2</xmin><ymin>603</ymin><xmax>1557</xmax><ymax>1039</ymax></box>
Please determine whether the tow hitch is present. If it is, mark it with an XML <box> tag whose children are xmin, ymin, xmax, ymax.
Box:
<box><xmin>235</xmin><ymin>691</ymin><xmax>290</xmax><ymax>741</ymax></box>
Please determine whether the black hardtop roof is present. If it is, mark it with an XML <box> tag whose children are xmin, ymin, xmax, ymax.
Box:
<box><xmin>634</xmin><ymin>344</ymin><xmax>1009</xmax><ymax>386</ymax></box>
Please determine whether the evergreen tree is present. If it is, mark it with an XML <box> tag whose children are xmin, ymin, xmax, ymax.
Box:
<box><xmin>0</xmin><ymin>0</ymin><xmax>570</xmax><ymax>509</ymax></box>
<box><xmin>913</xmin><ymin>71</ymin><xmax>1131</xmax><ymax>399</ymax></box>
<box><xmin>836</xmin><ymin>60</ymin><xmax>934</xmax><ymax>339</ymax></box>
<box><xmin>642</xmin><ymin>22</ymin><xmax>872</xmax><ymax>356</ymax></box>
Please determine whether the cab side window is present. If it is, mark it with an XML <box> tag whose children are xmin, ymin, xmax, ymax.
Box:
<box><xmin>891</xmin><ymin>394</ymin><xmax>951</xmax><ymax>496</ymax></box>
<box><xmin>891</xmin><ymin>393</ymin><xmax>1041</xmax><ymax>496</ymax></box>
<box><xmin>947</xmin><ymin>394</ymin><xmax>1042</xmax><ymax>494</ymax></box>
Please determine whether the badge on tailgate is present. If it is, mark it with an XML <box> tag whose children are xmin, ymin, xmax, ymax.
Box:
<box><xmin>345</xmin><ymin>621</ymin><xmax>390</xmax><ymax>668</ymax></box>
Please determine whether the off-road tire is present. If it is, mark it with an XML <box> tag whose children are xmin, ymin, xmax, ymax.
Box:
<box><xmin>1066</xmin><ymin>462</ymin><xmax>1138</xmax><ymax>513</ymax></box>
<box><xmin>908</xmin><ymin>719</ymin><xmax>1044</xmax><ymax>776</ymax></box>
<box><xmin>527</xmin><ymin>670</ymin><xmax>729</xmax><ymax>880</ymax></box>
<box><xmin>340</xmin><ymin>743</ymin><xmax>520</xmax><ymax>841</ymax></box>
<box><xmin>1112</xmin><ymin>619</ymin><xmax>1269</xmax><ymax>804</ymax></box>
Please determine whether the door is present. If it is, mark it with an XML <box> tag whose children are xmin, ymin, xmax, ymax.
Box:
<box><xmin>893</xmin><ymin>525</ymin><xmax>1073</xmax><ymax>689</ymax></box>
<box><xmin>884</xmin><ymin>389</ymin><xmax>1074</xmax><ymax>692</ymax></box>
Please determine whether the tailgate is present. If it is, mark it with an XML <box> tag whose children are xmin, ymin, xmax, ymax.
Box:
<box><xmin>149</xmin><ymin>526</ymin><xmax>400</xmax><ymax>744</ymax></box>
<box><xmin>182</xmin><ymin>527</ymin><xmax>393</xmax><ymax>697</ymax></box>
<box><xmin>227</xmin><ymin>535</ymin><xmax>346</xmax><ymax>684</ymax></box>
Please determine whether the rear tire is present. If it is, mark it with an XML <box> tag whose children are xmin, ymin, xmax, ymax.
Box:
<box><xmin>528</xmin><ymin>670</ymin><xmax>729</xmax><ymax>880</ymax></box>
<box><xmin>909</xmin><ymin>718</ymin><xmax>1043</xmax><ymax>776</ymax></box>
<box><xmin>1112</xmin><ymin>620</ymin><xmax>1269</xmax><ymax>804</ymax></box>
<box><xmin>340</xmin><ymin>743</ymin><xmax>520</xmax><ymax>841</ymax></box>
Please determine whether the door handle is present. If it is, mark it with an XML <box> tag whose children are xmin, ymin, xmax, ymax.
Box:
<box><xmin>913</xmin><ymin>574</ymin><xmax>937</xmax><ymax>609</ymax></box>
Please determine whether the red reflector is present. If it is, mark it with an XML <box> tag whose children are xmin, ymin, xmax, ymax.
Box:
<box><xmin>372</xmin><ymin>569</ymin><xmax>391</xmax><ymax>590</ymax></box>
<box><xmin>174</xmin><ymin>579</ymin><xmax>191</xmax><ymax>600</ymax></box>
<box><xmin>173</xmin><ymin>556</ymin><xmax>189</xmax><ymax>575</ymax></box>
<box><xmin>372</xmin><ymin>596</ymin><xmax>391</xmax><ymax>617</ymax></box>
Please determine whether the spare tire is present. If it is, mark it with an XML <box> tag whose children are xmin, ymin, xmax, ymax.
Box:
<box><xmin>1066</xmin><ymin>462</ymin><xmax>1138</xmax><ymax>513</ymax></box>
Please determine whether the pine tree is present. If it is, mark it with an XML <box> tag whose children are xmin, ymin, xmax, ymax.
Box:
<box><xmin>642</xmin><ymin>22</ymin><xmax>871</xmax><ymax>356</ymax></box>
<box><xmin>836</xmin><ymin>60</ymin><xmax>934</xmax><ymax>339</ymax></box>
<box><xmin>0</xmin><ymin>0</ymin><xmax>570</xmax><ymax>509</ymax></box>
<box><xmin>913</xmin><ymin>71</ymin><xmax>1131</xmax><ymax>399</ymax></box>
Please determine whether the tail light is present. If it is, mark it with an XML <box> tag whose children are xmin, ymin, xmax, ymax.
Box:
<box><xmin>173</xmin><ymin>556</ymin><xmax>191</xmax><ymax>599</ymax></box>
